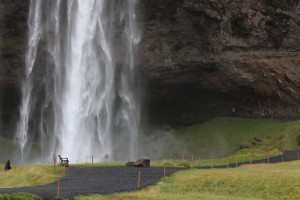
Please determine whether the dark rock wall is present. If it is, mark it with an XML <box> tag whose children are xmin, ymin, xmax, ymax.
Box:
<box><xmin>0</xmin><ymin>0</ymin><xmax>28</xmax><ymax>88</ymax></box>
<box><xmin>1</xmin><ymin>0</ymin><xmax>300</xmax><ymax>131</ymax></box>
<box><xmin>0</xmin><ymin>0</ymin><xmax>28</xmax><ymax>137</ymax></box>
<box><xmin>139</xmin><ymin>0</ymin><xmax>300</xmax><ymax>125</ymax></box>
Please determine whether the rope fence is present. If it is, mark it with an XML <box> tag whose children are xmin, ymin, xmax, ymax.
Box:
<box><xmin>46</xmin><ymin>148</ymin><xmax>300</xmax><ymax>175</ymax></box>
<box><xmin>48</xmin><ymin>149</ymin><xmax>300</xmax><ymax>169</ymax></box>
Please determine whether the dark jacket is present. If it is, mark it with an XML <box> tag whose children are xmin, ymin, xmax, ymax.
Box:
<box><xmin>5</xmin><ymin>160</ymin><xmax>11</xmax><ymax>171</ymax></box>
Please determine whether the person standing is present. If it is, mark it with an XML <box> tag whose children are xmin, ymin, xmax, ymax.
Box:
<box><xmin>4</xmin><ymin>160</ymin><xmax>11</xmax><ymax>171</ymax></box>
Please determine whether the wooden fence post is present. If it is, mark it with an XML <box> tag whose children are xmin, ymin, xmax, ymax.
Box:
<box><xmin>164</xmin><ymin>162</ymin><xmax>166</xmax><ymax>178</ymax></box>
<box><xmin>192</xmin><ymin>155</ymin><xmax>194</xmax><ymax>168</ymax></box>
<box><xmin>226</xmin><ymin>159</ymin><xmax>229</xmax><ymax>169</ymax></box>
<box><xmin>56</xmin><ymin>178</ymin><xmax>60</xmax><ymax>198</ymax></box>
<box><xmin>138</xmin><ymin>171</ymin><xmax>141</xmax><ymax>189</ymax></box>
<box><xmin>53</xmin><ymin>154</ymin><xmax>56</xmax><ymax>173</ymax></box>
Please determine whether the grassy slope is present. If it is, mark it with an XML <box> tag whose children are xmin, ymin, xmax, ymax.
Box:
<box><xmin>76</xmin><ymin>161</ymin><xmax>300</xmax><ymax>200</ymax></box>
<box><xmin>278</xmin><ymin>120</ymin><xmax>300</xmax><ymax>149</ymax></box>
<box><xmin>175</xmin><ymin>117</ymin><xmax>300</xmax><ymax>158</ymax></box>
<box><xmin>0</xmin><ymin>165</ymin><xmax>61</xmax><ymax>188</ymax></box>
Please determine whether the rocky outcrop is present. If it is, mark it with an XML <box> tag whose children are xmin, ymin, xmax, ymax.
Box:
<box><xmin>139</xmin><ymin>0</ymin><xmax>300</xmax><ymax>124</ymax></box>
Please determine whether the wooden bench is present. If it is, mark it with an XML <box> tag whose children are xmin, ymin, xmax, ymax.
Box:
<box><xmin>58</xmin><ymin>155</ymin><xmax>69</xmax><ymax>166</ymax></box>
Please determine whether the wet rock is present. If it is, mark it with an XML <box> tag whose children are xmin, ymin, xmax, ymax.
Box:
<box><xmin>134</xmin><ymin>159</ymin><xmax>151</xmax><ymax>167</ymax></box>
<box><xmin>139</xmin><ymin>0</ymin><xmax>300</xmax><ymax>124</ymax></box>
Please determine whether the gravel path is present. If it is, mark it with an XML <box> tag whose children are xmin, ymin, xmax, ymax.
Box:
<box><xmin>0</xmin><ymin>166</ymin><xmax>183</xmax><ymax>200</ymax></box>
<box><xmin>0</xmin><ymin>150</ymin><xmax>299</xmax><ymax>200</ymax></box>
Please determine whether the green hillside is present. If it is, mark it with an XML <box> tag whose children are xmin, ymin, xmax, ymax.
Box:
<box><xmin>175</xmin><ymin>117</ymin><xmax>300</xmax><ymax>158</ymax></box>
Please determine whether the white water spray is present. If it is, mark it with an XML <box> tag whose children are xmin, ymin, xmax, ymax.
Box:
<box><xmin>16</xmin><ymin>0</ymin><xmax>141</xmax><ymax>163</ymax></box>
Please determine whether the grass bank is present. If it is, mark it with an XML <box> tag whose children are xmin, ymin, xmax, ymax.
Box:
<box><xmin>151</xmin><ymin>153</ymin><xmax>267</xmax><ymax>168</ymax></box>
<box><xmin>76</xmin><ymin>161</ymin><xmax>300</xmax><ymax>200</ymax></box>
<box><xmin>0</xmin><ymin>165</ymin><xmax>61</xmax><ymax>188</ymax></box>
<box><xmin>0</xmin><ymin>193</ymin><xmax>41</xmax><ymax>200</ymax></box>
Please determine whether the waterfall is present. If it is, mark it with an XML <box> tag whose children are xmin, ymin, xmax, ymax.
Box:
<box><xmin>16</xmin><ymin>0</ymin><xmax>141</xmax><ymax>163</ymax></box>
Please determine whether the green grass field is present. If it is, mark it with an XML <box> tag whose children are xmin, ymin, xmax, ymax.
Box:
<box><xmin>0</xmin><ymin>165</ymin><xmax>61</xmax><ymax>188</ymax></box>
<box><xmin>76</xmin><ymin>161</ymin><xmax>300</xmax><ymax>200</ymax></box>
<box><xmin>0</xmin><ymin>165</ymin><xmax>61</xmax><ymax>199</ymax></box>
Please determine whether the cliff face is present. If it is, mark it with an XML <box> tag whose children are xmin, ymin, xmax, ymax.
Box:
<box><xmin>0</xmin><ymin>0</ymin><xmax>28</xmax><ymax>137</ymax></box>
<box><xmin>139</xmin><ymin>0</ymin><xmax>300</xmax><ymax>124</ymax></box>
<box><xmin>1</xmin><ymin>0</ymin><xmax>300</xmax><ymax>131</ymax></box>
<box><xmin>0</xmin><ymin>0</ymin><xmax>28</xmax><ymax>88</ymax></box>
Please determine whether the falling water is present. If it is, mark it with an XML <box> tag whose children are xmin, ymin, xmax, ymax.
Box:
<box><xmin>16</xmin><ymin>0</ymin><xmax>141</xmax><ymax>163</ymax></box>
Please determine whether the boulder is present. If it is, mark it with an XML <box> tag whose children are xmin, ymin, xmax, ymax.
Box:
<box><xmin>134</xmin><ymin>159</ymin><xmax>150</xmax><ymax>167</ymax></box>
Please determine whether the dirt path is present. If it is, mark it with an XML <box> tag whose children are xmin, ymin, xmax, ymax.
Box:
<box><xmin>0</xmin><ymin>150</ymin><xmax>299</xmax><ymax>200</ymax></box>
<box><xmin>0</xmin><ymin>166</ymin><xmax>183</xmax><ymax>200</ymax></box>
